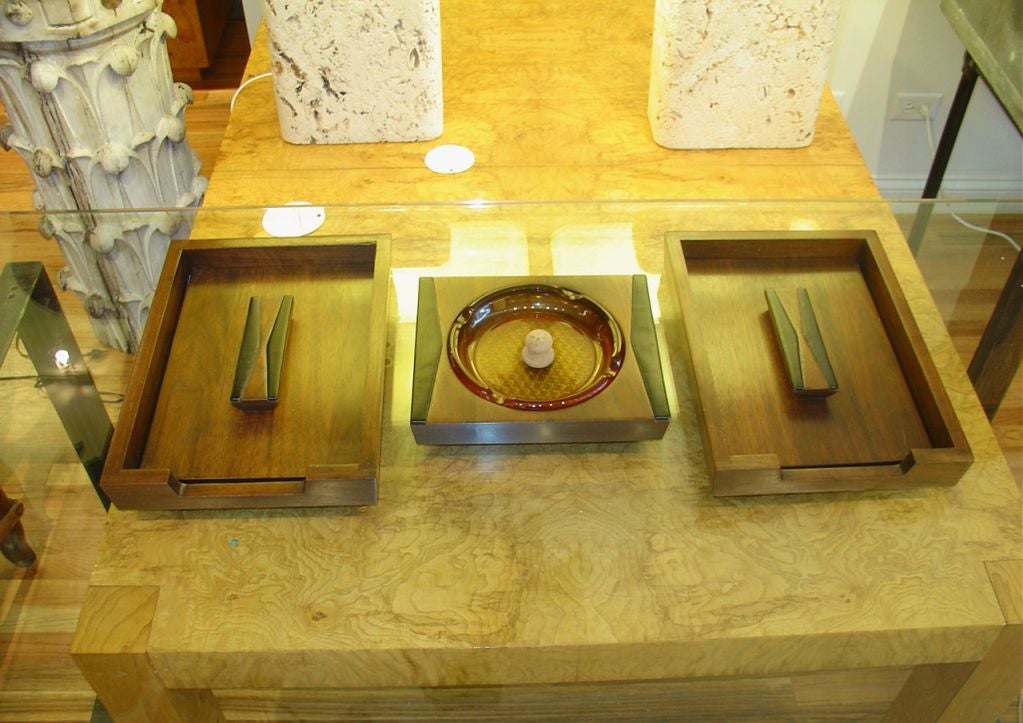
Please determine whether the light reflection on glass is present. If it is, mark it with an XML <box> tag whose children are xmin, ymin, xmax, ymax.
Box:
<box><xmin>789</xmin><ymin>218</ymin><xmax>820</xmax><ymax>231</ymax></box>
<box><xmin>550</xmin><ymin>222</ymin><xmax>661</xmax><ymax>318</ymax></box>
<box><xmin>392</xmin><ymin>222</ymin><xmax>530</xmax><ymax>323</ymax></box>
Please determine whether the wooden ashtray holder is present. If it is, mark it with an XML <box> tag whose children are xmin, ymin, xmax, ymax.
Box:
<box><xmin>101</xmin><ymin>236</ymin><xmax>390</xmax><ymax>510</ymax></box>
<box><xmin>661</xmin><ymin>230</ymin><xmax>973</xmax><ymax>496</ymax></box>
<box><xmin>411</xmin><ymin>275</ymin><xmax>670</xmax><ymax>444</ymax></box>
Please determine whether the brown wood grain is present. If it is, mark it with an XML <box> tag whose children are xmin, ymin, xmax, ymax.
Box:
<box><xmin>145</xmin><ymin>264</ymin><xmax>371</xmax><ymax>478</ymax></box>
<box><xmin>662</xmin><ymin>231</ymin><xmax>973</xmax><ymax>496</ymax></box>
<box><xmin>101</xmin><ymin>237</ymin><xmax>389</xmax><ymax>509</ymax></box>
<box><xmin>936</xmin><ymin>559</ymin><xmax>1023</xmax><ymax>722</ymax></box>
<box><xmin>212</xmin><ymin>667</ymin><xmax>912</xmax><ymax>720</ymax></box>
<box><xmin>883</xmin><ymin>662</ymin><xmax>978</xmax><ymax>723</ymax></box>
<box><xmin>70</xmin><ymin>586</ymin><xmax>223</xmax><ymax>722</ymax></box>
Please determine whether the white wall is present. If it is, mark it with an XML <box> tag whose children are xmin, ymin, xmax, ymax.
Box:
<box><xmin>240</xmin><ymin>0</ymin><xmax>262</xmax><ymax>44</ymax></box>
<box><xmin>828</xmin><ymin>0</ymin><xmax>1022</xmax><ymax>198</ymax></box>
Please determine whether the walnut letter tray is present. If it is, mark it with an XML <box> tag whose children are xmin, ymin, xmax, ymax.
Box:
<box><xmin>662</xmin><ymin>231</ymin><xmax>972</xmax><ymax>496</ymax></box>
<box><xmin>101</xmin><ymin>236</ymin><xmax>390</xmax><ymax>510</ymax></box>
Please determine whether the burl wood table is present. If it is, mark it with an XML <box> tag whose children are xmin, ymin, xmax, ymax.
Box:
<box><xmin>70</xmin><ymin>200</ymin><xmax>1021</xmax><ymax>721</ymax></box>
<box><xmin>71</xmin><ymin>2</ymin><xmax>1020</xmax><ymax>720</ymax></box>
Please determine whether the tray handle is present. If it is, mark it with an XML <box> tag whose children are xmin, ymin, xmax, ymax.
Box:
<box><xmin>169</xmin><ymin>478</ymin><xmax>306</xmax><ymax>498</ymax></box>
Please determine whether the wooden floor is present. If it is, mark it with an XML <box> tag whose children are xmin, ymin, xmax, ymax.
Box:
<box><xmin>0</xmin><ymin>20</ymin><xmax>1020</xmax><ymax>721</ymax></box>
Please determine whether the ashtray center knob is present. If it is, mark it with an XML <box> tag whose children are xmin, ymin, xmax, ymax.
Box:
<box><xmin>521</xmin><ymin>329</ymin><xmax>555</xmax><ymax>369</ymax></box>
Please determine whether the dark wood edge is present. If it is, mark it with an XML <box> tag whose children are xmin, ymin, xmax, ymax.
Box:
<box><xmin>859</xmin><ymin>233</ymin><xmax>972</xmax><ymax>457</ymax></box>
<box><xmin>662</xmin><ymin>234</ymin><xmax>726</xmax><ymax>485</ymax></box>
<box><xmin>358</xmin><ymin>236</ymin><xmax>391</xmax><ymax>481</ymax></box>
<box><xmin>180</xmin><ymin>234</ymin><xmax>382</xmax><ymax>262</ymax></box>
<box><xmin>308</xmin><ymin>467</ymin><xmax>378</xmax><ymax>506</ymax></box>
<box><xmin>630</xmin><ymin>274</ymin><xmax>671</xmax><ymax>421</ymax></box>
<box><xmin>105</xmin><ymin>467</ymin><xmax>376</xmax><ymax>510</ymax></box>
<box><xmin>410</xmin><ymin>277</ymin><xmax>442</xmax><ymax>424</ymax></box>
<box><xmin>168</xmin><ymin>478</ymin><xmax>305</xmax><ymax>498</ymax></box>
<box><xmin>899</xmin><ymin>448</ymin><xmax>974</xmax><ymax>485</ymax></box>
<box><xmin>102</xmin><ymin>241</ymin><xmax>191</xmax><ymax>482</ymax></box>
<box><xmin>713</xmin><ymin>445</ymin><xmax>974</xmax><ymax>496</ymax></box>
<box><xmin>672</xmin><ymin>231</ymin><xmax>864</xmax><ymax>261</ymax></box>
<box><xmin>713</xmin><ymin>454</ymin><xmax>783</xmax><ymax>496</ymax></box>
<box><xmin>103</xmin><ymin>468</ymin><xmax>175</xmax><ymax>509</ymax></box>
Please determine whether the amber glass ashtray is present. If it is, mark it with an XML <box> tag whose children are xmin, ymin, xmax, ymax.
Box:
<box><xmin>447</xmin><ymin>284</ymin><xmax>625</xmax><ymax>411</ymax></box>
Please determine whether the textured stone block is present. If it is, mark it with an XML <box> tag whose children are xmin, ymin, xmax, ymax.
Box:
<box><xmin>264</xmin><ymin>0</ymin><xmax>443</xmax><ymax>145</ymax></box>
<box><xmin>649</xmin><ymin>0</ymin><xmax>840</xmax><ymax>149</ymax></box>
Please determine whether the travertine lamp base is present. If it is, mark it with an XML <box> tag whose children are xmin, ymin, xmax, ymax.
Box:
<box><xmin>649</xmin><ymin>0</ymin><xmax>841</xmax><ymax>149</ymax></box>
<box><xmin>264</xmin><ymin>0</ymin><xmax>443</xmax><ymax>145</ymax></box>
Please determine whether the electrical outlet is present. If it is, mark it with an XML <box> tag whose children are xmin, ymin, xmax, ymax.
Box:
<box><xmin>889</xmin><ymin>92</ymin><xmax>943</xmax><ymax>121</ymax></box>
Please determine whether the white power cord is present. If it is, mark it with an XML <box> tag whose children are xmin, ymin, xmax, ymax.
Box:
<box><xmin>918</xmin><ymin>103</ymin><xmax>1021</xmax><ymax>252</ymax></box>
<box><xmin>230</xmin><ymin>72</ymin><xmax>273</xmax><ymax>113</ymax></box>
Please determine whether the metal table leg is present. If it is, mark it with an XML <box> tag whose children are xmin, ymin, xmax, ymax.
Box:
<box><xmin>907</xmin><ymin>52</ymin><xmax>979</xmax><ymax>255</ymax></box>
<box><xmin>968</xmin><ymin>249</ymin><xmax>1023</xmax><ymax>418</ymax></box>
<box><xmin>1</xmin><ymin>262</ymin><xmax>113</xmax><ymax>509</ymax></box>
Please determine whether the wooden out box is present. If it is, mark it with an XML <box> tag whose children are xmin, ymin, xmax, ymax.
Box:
<box><xmin>662</xmin><ymin>231</ymin><xmax>972</xmax><ymax>496</ymax></box>
<box><xmin>101</xmin><ymin>236</ymin><xmax>390</xmax><ymax>510</ymax></box>
<box><xmin>412</xmin><ymin>275</ymin><xmax>670</xmax><ymax>444</ymax></box>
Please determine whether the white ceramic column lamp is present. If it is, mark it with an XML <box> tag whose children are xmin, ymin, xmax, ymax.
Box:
<box><xmin>263</xmin><ymin>0</ymin><xmax>443</xmax><ymax>144</ymax></box>
<box><xmin>649</xmin><ymin>0</ymin><xmax>842</xmax><ymax>149</ymax></box>
<box><xmin>0</xmin><ymin>0</ymin><xmax>207</xmax><ymax>351</ymax></box>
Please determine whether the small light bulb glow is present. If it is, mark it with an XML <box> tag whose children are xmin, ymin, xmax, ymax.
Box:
<box><xmin>54</xmin><ymin>349</ymin><xmax>70</xmax><ymax>369</ymax></box>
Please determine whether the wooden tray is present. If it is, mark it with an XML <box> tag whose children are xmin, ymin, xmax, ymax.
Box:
<box><xmin>661</xmin><ymin>231</ymin><xmax>972</xmax><ymax>496</ymax></box>
<box><xmin>412</xmin><ymin>275</ymin><xmax>670</xmax><ymax>444</ymax></box>
<box><xmin>101</xmin><ymin>236</ymin><xmax>390</xmax><ymax>510</ymax></box>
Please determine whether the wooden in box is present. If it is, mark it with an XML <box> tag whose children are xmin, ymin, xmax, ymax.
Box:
<box><xmin>101</xmin><ymin>236</ymin><xmax>390</xmax><ymax>510</ymax></box>
<box><xmin>661</xmin><ymin>231</ymin><xmax>972</xmax><ymax>496</ymax></box>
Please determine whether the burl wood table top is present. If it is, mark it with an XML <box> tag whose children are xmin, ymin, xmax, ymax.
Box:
<box><xmin>76</xmin><ymin>200</ymin><xmax>1020</xmax><ymax>691</ymax></box>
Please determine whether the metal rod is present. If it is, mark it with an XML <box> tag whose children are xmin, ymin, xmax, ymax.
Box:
<box><xmin>907</xmin><ymin>52</ymin><xmax>980</xmax><ymax>255</ymax></box>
